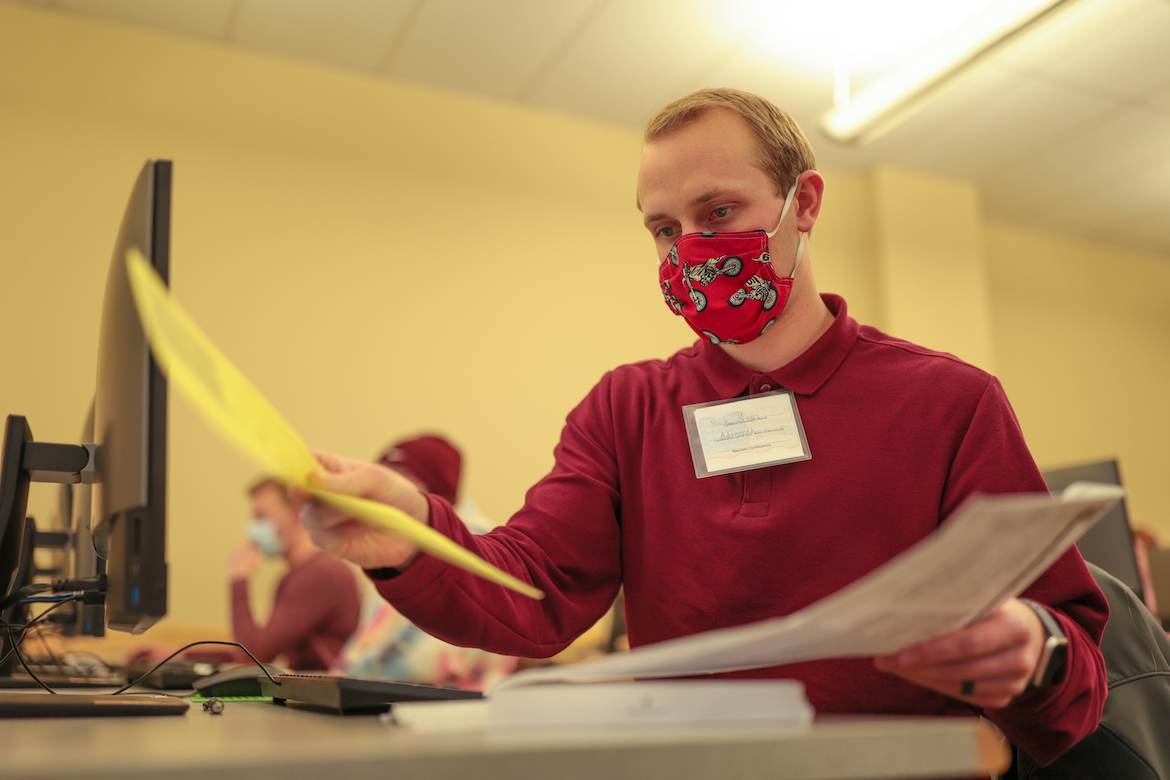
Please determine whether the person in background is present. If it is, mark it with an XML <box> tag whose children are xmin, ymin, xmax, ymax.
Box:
<box><xmin>332</xmin><ymin>434</ymin><xmax>518</xmax><ymax>689</ymax></box>
<box><xmin>229</xmin><ymin>477</ymin><xmax>361</xmax><ymax>671</ymax></box>
<box><xmin>376</xmin><ymin>435</ymin><xmax>463</xmax><ymax>509</ymax></box>
<box><xmin>1132</xmin><ymin>527</ymin><xmax>1162</xmax><ymax>617</ymax></box>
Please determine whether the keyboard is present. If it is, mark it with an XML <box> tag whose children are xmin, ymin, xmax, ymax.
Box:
<box><xmin>261</xmin><ymin>674</ymin><xmax>482</xmax><ymax>715</ymax></box>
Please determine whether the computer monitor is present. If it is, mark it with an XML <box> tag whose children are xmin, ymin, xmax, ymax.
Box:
<box><xmin>1041</xmin><ymin>459</ymin><xmax>1144</xmax><ymax>603</ymax></box>
<box><xmin>92</xmin><ymin>159</ymin><xmax>170</xmax><ymax>633</ymax></box>
<box><xmin>0</xmin><ymin>160</ymin><xmax>172</xmax><ymax>678</ymax></box>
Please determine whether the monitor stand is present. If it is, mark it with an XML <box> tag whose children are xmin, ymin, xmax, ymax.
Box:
<box><xmin>0</xmin><ymin>416</ymin><xmax>166</xmax><ymax>716</ymax></box>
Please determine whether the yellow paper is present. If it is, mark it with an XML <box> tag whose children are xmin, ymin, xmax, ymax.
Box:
<box><xmin>126</xmin><ymin>249</ymin><xmax>543</xmax><ymax>600</ymax></box>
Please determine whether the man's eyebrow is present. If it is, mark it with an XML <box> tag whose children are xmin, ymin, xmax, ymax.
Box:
<box><xmin>691</xmin><ymin>189</ymin><xmax>727</xmax><ymax>206</ymax></box>
<box><xmin>642</xmin><ymin>190</ymin><xmax>731</xmax><ymax>227</ymax></box>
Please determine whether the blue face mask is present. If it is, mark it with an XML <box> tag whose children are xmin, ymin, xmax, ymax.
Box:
<box><xmin>247</xmin><ymin>518</ymin><xmax>284</xmax><ymax>558</ymax></box>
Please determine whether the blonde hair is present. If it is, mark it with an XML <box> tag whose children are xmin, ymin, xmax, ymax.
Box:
<box><xmin>248</xmin><ymin>476</ymin><xmax>297</xmax><ymax>506</ymax></box>
<box><xmin>644</xmin><ymin>88</ymin><xmax>816</xmax><ymax>195</ymax></box>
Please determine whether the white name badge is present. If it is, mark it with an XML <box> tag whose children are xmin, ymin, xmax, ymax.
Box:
<box><xmin>682</xmin><ymin>389</ymin><xmax>811</xmax><ymax>478</ymax></box>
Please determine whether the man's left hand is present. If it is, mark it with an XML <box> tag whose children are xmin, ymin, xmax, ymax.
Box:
<box><xmin>873</xmin><ymin>598</ymin><xmax>1047</xmax><ymax>710</ymax></box>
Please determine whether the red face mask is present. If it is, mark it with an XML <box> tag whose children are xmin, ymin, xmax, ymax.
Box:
<box><xmin>658</xmin><ymin>181</ymin><xmax>803</xmax><ymax>345</ymax></box>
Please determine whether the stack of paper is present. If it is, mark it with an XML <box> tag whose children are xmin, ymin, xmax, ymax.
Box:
<box><xmin>494</xmin><ymin>483</ymin><xmax>1124</xmax><ymax>690</ymax></box>
<box><xmin>388</xmin><ymin>680</ymin><xmax>812</xmax><ymax>733</ymax></box>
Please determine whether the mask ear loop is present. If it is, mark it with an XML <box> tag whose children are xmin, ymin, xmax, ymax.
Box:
<box><xmin>766</xmin><ymin>178</ymin><xmax>804</xmax><ymax>279</ymax></box>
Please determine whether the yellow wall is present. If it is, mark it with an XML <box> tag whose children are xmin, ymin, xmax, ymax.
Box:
<box><xmin>2</xmin><ymin>4</ymin><xmax>1168</xmax><ymax>641</ymax></box>
<box><xmin>0</xmin><ymin>4</ymin><xmax>687</xmax><ymax>632</ymax></box>
<box><xmin>986</xmin><ymin>224</ymin><xmax>1170</xmax><ymax>539</ymax></box>
<box><xmin>872</xmin><ymin>167</ymin><xmax>996</xmax><ymax>371</ymax></box>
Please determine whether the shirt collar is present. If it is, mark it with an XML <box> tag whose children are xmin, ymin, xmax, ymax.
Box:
<box><xmin>698</xmin><ymin>294</ymin><xmax>858</xmax><ymax>398</ymax></box>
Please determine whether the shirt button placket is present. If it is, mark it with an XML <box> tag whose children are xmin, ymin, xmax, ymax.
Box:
<box><xmin>741</xmin><ymin>375</ymin><xmax>776</xmax><ymax>517</ymax></box>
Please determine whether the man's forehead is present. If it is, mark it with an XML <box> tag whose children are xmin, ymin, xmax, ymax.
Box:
<box><xmin>638</xmin><ymin>113</ymin><xmax>768</xmax><ymax>207</ymax></box>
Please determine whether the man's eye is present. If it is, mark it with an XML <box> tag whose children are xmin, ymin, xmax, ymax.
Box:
<box><xmin>712</xmin><ymin>206</ymin><xmax>731</xmax><ymax>219</ymax></box>
<box><xmin>657</xmin><ymin>226</ymin><xmax>675</xmax><ymax>238</ymax></box>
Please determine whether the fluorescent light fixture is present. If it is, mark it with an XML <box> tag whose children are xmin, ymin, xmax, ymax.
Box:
<box><xmin>821</xmin><ymin>0</ymin><xmax>1075</xmax><ymax>144</ymax></box>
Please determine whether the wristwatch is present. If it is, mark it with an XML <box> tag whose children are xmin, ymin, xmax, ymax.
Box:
<box><xmin>365</xmin><ymin>566</ymin><xmax>403</xmax><ymax>580</ymax></box>
<box><xmin>1021</xmin><ymin>598</ymin><xmax>1068</xmax><ymax>688</ymax></box>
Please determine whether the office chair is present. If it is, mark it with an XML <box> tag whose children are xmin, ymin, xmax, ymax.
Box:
<box><xmin>1013</xmin><ymin>563</ymin><xmax>1170</xmax><ymax>779</ymax></box>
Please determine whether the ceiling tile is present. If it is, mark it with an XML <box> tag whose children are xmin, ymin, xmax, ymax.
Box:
<box><xmin>851</xmin><ymin>63</ymin><xmax>1024</xmax><ymax>170</ymax></box>
<box><xmin>993</xmin><ymin>0</ymin><xmax>1153</xmax><ymax>74</ymax></box>
<box><xmin>52</xmin><ymin>0</ymin><xmax>236</xmax><ymax>38</ymax></box>
<box><xmin>1011</xmin><ymin>0</ymin><xmax>1170</xmax><ymax>100</ymax></box>
<box><xmin>892</xmin><ymin>73</ymin><xmax>1116</xmax><ymax>182</ymax></box>
<box><xmin>1144</xmin><ymin>79</ymin><xmax>1170</xmax><ymax>115</ymax></box>
<box><xmin>1106</xmin><ymin>159</ymin><xmax>1170</xmax><ymax>216</ymax></box>
<box><xmin>980</xmin><ymin>106</ymin><xmax>1170</xmax><ymax>221</ymax></box>
<box><xmin>231</xmin><ymin>0</ymin><xmax>416</xmax><ymax>72</ymax></box>
<box><xmin>523</xmin><ymin>0</ymin><xmax>750</xmax><ymax>128</ymax></box>
<box><xmin>693</xmin><ymin>52</ymin><xmax>829</xmax><ymax>119</ymax></box>
<box><xmin>385</xmin><ymin>0</ymin><xmax>599</xmax><ymax>101</ymax></box>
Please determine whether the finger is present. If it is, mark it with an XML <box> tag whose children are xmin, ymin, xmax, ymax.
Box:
<box><xmin>876</xmin><ymin>659</ymin><xmax>1031</xmax><ymax>709</ymax></box>
<box><xmin>299</xmin><ymin>497</ymin><xmax>356</xmax><ymax>532</ymax></box>
<box><xmin>879</xmin><ymin>648</ymin><xmax>1035</xmax><ymax>682</ymax></box>
<box><xmin>305</xmin><ymin>518</ymin><xmax>369</xmax><ymax>554</ymax></box>
<box><xmin>311</xmin><ymin>461</ymin><xmax>389</xmax><ymax>499</ymax></box>
<box><xmin>890</xmin><ymin>620</ymin><xmax>1030</xmax><ymax>667</ymax></box>
<box><xmin>909</xmin><ymin>660</ymin><xmax>1034</xmax><ymax>693</ymax></box>
<box><xmin>956</xmin><ymin>676</ymin><xmax>1031</xmax><ymax>710</ymax></box>
<box><xmin>311</xmin><ymin>449</ymin><xmax>342</xmax><ymax>470</ymax></box>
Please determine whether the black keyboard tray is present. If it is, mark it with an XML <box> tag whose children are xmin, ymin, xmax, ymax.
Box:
<box><xmin>262</xmin><ymin>674</ymin><xmax>482</xmax><ymax>715</ymax></box>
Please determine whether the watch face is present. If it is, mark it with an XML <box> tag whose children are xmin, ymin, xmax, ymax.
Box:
<box><xmin>1022</xmin><ymin>598</ymin><xmax>1068</xmax><ymax>688</ymax></box>
<box><xmin>1034</xmin><ymin>635</ymin><xmax>1069</xmax><ymax>688</ymax></box>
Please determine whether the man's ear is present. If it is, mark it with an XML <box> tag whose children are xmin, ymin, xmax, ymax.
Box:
<box><xmin>795</xmin><ymin>171</ymin><xmax>825</xmax><ymax>234</ymax></box>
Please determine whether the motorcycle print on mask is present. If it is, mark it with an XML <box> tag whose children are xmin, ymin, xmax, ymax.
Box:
<box><xmin>662</xmin><ymin>279</ymin><xmax>686</xmax><ymax>315</ymax></box>
<box><xmin>674</xmin><ymin>255</ymin><xmax>745</xmax><ymax>314</ymax></box>
<box><xmin>727</xmin><ymin>275</ymin><xmax>779</xmax><ymax>311</ymax></box>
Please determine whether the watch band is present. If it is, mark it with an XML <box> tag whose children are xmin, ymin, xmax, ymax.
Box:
<box><xmin>1021</xmin><ymin>598</ymin><xmax>1068</xmax><ymax>688</ymax></box>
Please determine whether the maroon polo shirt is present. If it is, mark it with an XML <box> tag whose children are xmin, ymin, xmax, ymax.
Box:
<box><xmin>374</xmin><ymin>294</ymin><xmax>1107</xmax><ymax>764</ymax></box>
<box><xmin>232</xmin><ymin>550</ymin><xmax>360</xmax><ymax>671</ymax></box>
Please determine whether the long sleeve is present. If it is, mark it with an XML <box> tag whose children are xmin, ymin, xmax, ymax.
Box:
<box><xmin>231</xmin><ymin>554</ymin><xmax>361</xmax><ymax>669</ymax></box>
<box><xmin>941</xmin><ymin>377</ymin><xmax>1108</xmax><ymax>764</ymax></box>
<box><xmin>373</xmin><ymin>374</ymin><xmax>626</xmax><ymax>658</ymax></box>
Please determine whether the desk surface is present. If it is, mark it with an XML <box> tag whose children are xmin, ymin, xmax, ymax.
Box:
<box><xmin>2</xmin><ymin>700</ymin><xmax>1007</xmax><ymax>780</ymax></box>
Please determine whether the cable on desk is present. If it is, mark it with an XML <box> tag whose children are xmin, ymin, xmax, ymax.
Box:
<box><xmin>0</xmin><ymin>597</ymin><xmax>80</xmax><ymax>693</ymax></box>
<box><xmin>110</xmin><ymin>641</ymin><xmax>279</xmax><ymax>696</ymax></box>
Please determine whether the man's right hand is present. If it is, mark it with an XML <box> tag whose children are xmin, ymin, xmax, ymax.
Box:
<box><xmin>297</xmin><ymin>450</ymin><xmax>428</xmax><ymax>572</ymax></box>
<box><xmin>228</xmin><ymin>540</ymin><xmax>261</xmax><ymax>581</ymax></box>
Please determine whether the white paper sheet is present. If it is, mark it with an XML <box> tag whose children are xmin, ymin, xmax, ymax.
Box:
<box><xmin>494</xmin><ymin>482</ymin><xmax>1124</xmax><ymax>691</ymax></box>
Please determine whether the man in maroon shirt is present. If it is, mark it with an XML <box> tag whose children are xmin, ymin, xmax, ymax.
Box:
<box><xmin>296</xmin><ymin>89</ymin><xmax>1107</xmax><ymax>765</ymax></box>
<box><xmin>229</xmin><ymin>478</ymin><xmax>360</xmax><ymax>670</ymax></box>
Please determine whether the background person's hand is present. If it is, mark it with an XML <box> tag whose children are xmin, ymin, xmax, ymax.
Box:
<box><xmin>873</xmin><ymin>598</ymin><xmax>1047</xmax><ymax>710</ymax></box>
<box><xmin>228</xmin><ymin>539</ymin><xmax>261</xmax><ymax>581</ymax></box>
<box><xmin>297</xmin><ymin>450</ymin><xmax>429</xmax><ymax>571</ymax></box>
